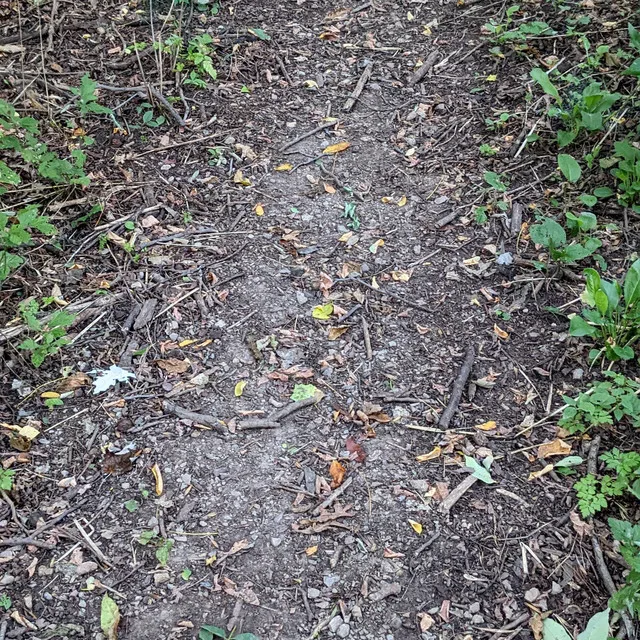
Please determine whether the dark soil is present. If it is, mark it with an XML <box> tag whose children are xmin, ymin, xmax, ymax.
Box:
<box><xmin>0</xmin><ymin>0</ymin><xmax>638</xmax><ymax>639</ymax></box>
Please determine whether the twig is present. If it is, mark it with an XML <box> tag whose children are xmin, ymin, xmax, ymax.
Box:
<box><xmin>0</xmin><ymin>537</ymin><xmax>55</xmax><ymax>549</ymax></box>
<box><xmin>407</xmin><ymin>50</ymin><xmax>440</xmax><ymax>86</ymax></box>
<box><xmin>318</xmin><ymin>163</ymin><xmax>365</xmax><ymax>201</ymax></box>
<box><xmin>1</xmin><ymin>489</ymin><xmax>27</xmax><ymax>534</ymax></box>
<box><xmin>276</xmin><ymin>54</ymin><xmax>294</xmax><ymax>85</ymax></box>
<box><xmin>74</xmin><ymin>519</ymin><xmax>111</xmax><ymax>566</ymax></box>
<box><xmin>227</xmin><ymin>309</ymin><xmax>258</xmax><ymax>330</ymax></box>
<box><xmin>439</xmin><ymin>474</ymin><xmax>478</xmax><ymax>513</ymax></box>
<box><xmin>156</xmin><ymin>288</ymin><xmax>198</xmax><ymax>318</ymax></box>
<box><xmin>236</xmin><ymin>420</ymin><xmax>280</xmax><ymax>430</ymax></box>
<box><xmin>336</xmin><ymin>277</ymin><xmax>430</xmax><ymax>313</ymax></box>
<box><xmin>415</xmin><ymin>527</ymin><xmax>441</xmax><ymax>555</ymax></box>
<box><xmin>305</xmin><ymin>606</ymin><xmax>339</xmax><ymax>640</ymax></box>
<box><xmin>131</xmin><ymin>132</ymin><xmax>224</xmax><ymax>158</ymax></box>
<box><xmin>312</xmin><ymin>477</ymin><xmax>353</xmax><ymax>516</ymax></box>
<box><xmin>163</xmin><ymin>401</ymin><xmax>227</xmax><ymax>437</ymax></box>
<box><xmin>280</xmin><ymin>120</ymin><xmax>338</xmax><ymax>152</ymax></box>
<box><xmin>487</xmin><ymin>613</ymin><xmax>530</xmax><ymax>640</ymax></box>
<box><xmin>438</xmin><ymin>345</ymin><xmax>475</xmax><ymax>428</ymax></box>
<box><xmin>238</xmin><ymin>394</ymin><xmax>322</xmax><ymax>430</ymax></box>
<box><xmin>343</xmin><ymin>62</ymin><xmax>373</xmax><ymax>112</ymax></box>
<box><xmin>362</xmin><ymin>317</ymin><xmax>373</xmax><ymax>360</ymax></box>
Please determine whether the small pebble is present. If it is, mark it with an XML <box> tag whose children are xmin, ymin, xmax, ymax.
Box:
<box><xmin>154</xmin><ymin>571</ymin><xmax>171</xmax><ymax>585</ymax></box>
<box><xmin>307</xmin><ymin>587</ymin><xmax>321</xmax><ymax>599</ymax></box>
<box><xmin>337</xmin><ymin>623</ymin><xmax>350</xmax><ymax>638</ymax></box>
<box><xmin>329</xmin><ymin>616</ymin><xmax>343</xmax><ymax>633</ymax></box>
<box><xmin>76</xmin><ymin>561</ymin><xmax>98</xmax><ymax>576</ymax></box>
<box><xmin>524</xmin><ymin>587</ymin><xmax>541</xmax><ymax>602</ymax></box>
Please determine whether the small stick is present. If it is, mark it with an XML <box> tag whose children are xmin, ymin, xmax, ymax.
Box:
<box><xmin>0</xmin><ymin>537</ymin><xmax>55</xmax><ymax>549</ymax></box>
<box><xmin>343</xmin><ymin>62</ymin><xmax>373</xmax><ymax>112</ymax></box>
<box><xmin>236</xmin><ymin>420</ymin><xmax>281</xmax><ymax>430</ymax></box>
<box><xmin>487</xmin><ymin>613</ymin><xmax>530</xmax><ymax>640</ymax></box>
<box><xmin>301</xmin><ymin>588</ymin><xmax>313</xmax><ymax>622</ymax></box>
<box><xmin>270</xmin><ymin>394</ymin><xmax>321</xmax><ymax>422</ymax></box>
<box><xmin>362</xmin><ymin>317</ymin><xmax>373</xmax><ymax>360</ymax></box>
<box><xmin>74</xmin><ymin>519</ymin><xmax>111</xmax><ymax>566</ymax></box>
<box><xmin>407</xmin><ymin>50</ymin><xmax>440</xmax><ymax>87</ymax></box>
<box><xmin>313</xmin><ymin>476</ymin><xmax>353</xmax><ymax>515</ymax></box>
<box><xmin>439</xmin><ymin>474</ymin><xmax>478</xmax><ymax>513</ymax></box>
<box><xmin>227</xmin><ymin>309</ymin><xmax>258</xmax><ymax>330</ymax></box>
<box><xmin>510</xmin><ymin>202</ymin><xmax>524</xmax><ymax>236</ymax></box>
<box><xmin>280</xmin><ymin>120</ymin><xmax>338</xmax><ymax>152</ymax></box>
<box><xmin>305</xmin><ymin>606</ymin><xmax>339</xmax><ymax>640</ymax></box>
<box><xmin>276</xmin><ymin>54</ymin><xmax>294</xmax><ymax>85</ymax></box>
<box><xmin>415</xmin><ymin>527</ymin><xmax>441</xmax><ymax>555</ymax></box>
<box><xmin>163</xmin><ymin>401</ymin><xmax>227</xmax><ymax>437</ymax></box>
<box><xmin>438</xmin><ymin>345</ymin><xmax>475</xmax><ymax>428</ymax></box>
<box><xmin>131</xmin><ymin>132</ymin><xmax>223</xmax><ymax>159</ymax></box>
<box><xmin>338</xmin><ymin>277</ymin><xmax>430</xmax><ymax>313</ymax></box>
<box><xmin>156</xmin><ymin>288</ymin><xmax>198</xmax><ymax>319</ymax></box>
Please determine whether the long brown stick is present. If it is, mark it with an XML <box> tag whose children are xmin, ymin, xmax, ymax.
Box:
<box><xmin>163</xmin><ymin>401</ymin><xmax>227</xmax><ymax>437</ymax></box>
<box><xmin>343</xmin><ymin>62</ymin><xmax>373</xmax><ymax>112</ymax></box>
<box><xmin>438</xmin><ymin>345</ymin><xmax>475</xmax><ymax>428</ymax></box>
<box><xmin>280</xmin><ymin>120</ymin><xmax>338</xmax><ymax>152</ymax></box>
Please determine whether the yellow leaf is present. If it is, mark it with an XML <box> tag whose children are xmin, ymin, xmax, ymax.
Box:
<box><xmin>381</xmin><ymin>196</ymin><xmax>394</xmax><ymax>204</ymax></box>
<box><xmin>323</xmin><ymin>141</ymin><xmax>351</xmax><ymax>155</ymax></box>
<box><xmin>18</xmin><ymin>425</ymin><xmax>40</xmax><ymax>441</ymax></box>
<box><xmin>324</xmin><ymin>183</ymin><xmax>336</xmax><ymax>194</ymax></box>
<box><xmin>474</xmin><ymin>420</ymin><xmax>497</xmax><ymax>431</ymax></box>
<box><xmin>369</xmin><ymin>238</ymin><xmax>384</xmax><ymax>254</ymax></box>
<box><xmin>494</xmin><ymin>324</ymin><xmax>509</xmax><ymax>340</ymax></box>
<box><xmin>151</xmin><ymin>463</ymin><xmax>164</xmax><ymax>496</ymax></box>
<box><xmin>422</xmin><ymin>25</ymin><xmax>432</xmax><ymax>36</ymax></box>
<box><xmin>233</xmin><ymin>170</ymin><xmax>252</xmax><ymax>186</ymax></box>
<box><xmin>416</xmin><ymin>446</ymin><xmax>441</xmax><ymax>462</ymax></box>
<box><xmin>338</xmin><ymin>231</ymin><xmax>353</xmax><ymax>242</ymax></box>
<box><xmin>370</xmin><ymin>276</ymin><xmax>379</xmax><ymax>289</ymax></box>
<box><xmin>205</xmin><ymin>554</ymin><xmax>217</xmax><ymax>566</ymax></box>
<box><xmin>463</xmin><ymin>256</ymin><xmax>481</xmax><ymax>266</ymax></box>
<box><xmin>312</xmin><ymin>303</ymin><xmax>334</xmax><ymax>320</ymax></box>
<box><xmin>407</xmin><ymin>11</ymin><xmax>414</xmax><ymax>21</ymax></box>
<box><xmin>537</xmin><ymin>438</ymin><xmax>571</xmax><ymax>459</ymax></box>
<box><xmin>408</xmin><ymin>519</ymin><xmax>423</xmax><ymax>535</ymax></box>
<box><xmin>528</xmin><ymin>464</ymin><xmax>554</xmax><ymax>481</ymax></box>
<box><xmin>398</xmin><ymin>195</ymin><xmax>407</xmax><ymax>207</ymax></box>
<box><xmin>304</xmin><ymin>79</ymin><xmax>319</xmax><ymax>89</ymax></box>
<box><xmin>179</xmin><ymin>339</ymin><xmax>196</xmax><ymax>347</ymax></box>
<box><xmin>234</xmin><ymin>380</ymin><xmax>247</xmax><ymax>397</ymax></box>
<box><xmin>254</xmin><ymin>203</ymin><xmax>264</xmax><ymax>216</ymax></box>
<box><xmin>328</xmin><ymin>326</ymin><xmax>349</xmax><ymax>341</ymax></box>
<box><xmin>41</xmin><ymin>391</ymin><xmax>61</xmax><ymax>399</ymax></box>
<box><xmin>275</xmin><ymin>163</ymin><xmax>292</xmax><ymax>171</ymax></box>
<box><xmin>486</xmin><ymin>74</ymin><xmax>498</xmax><ymax>82</ymax></box>
<box><xmin>305</xmin><ymin>545</ymin><xmax>318</xmax><ymax>556</ymax></box>
<box><xmin>391</xmin><ymin>270</ymin><xmax>411</xmax><ymax>282</ymax></box>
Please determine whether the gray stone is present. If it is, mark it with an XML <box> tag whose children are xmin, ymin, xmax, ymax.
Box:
<box><xmin>154</xmin><ymin>571</ymin><xmax>171</xmax><ymax>585</ymax></box>
<box><xmin>471</xmin><ymin>614</ymin><xmax>485</xmax><ymax>624</ymax></box>
<box><xmin>323</xmin><ymin>574</ymin><xmax>340</xmax><ymax>587</ymax></box>
<box><xmin>307</xmin><ymin>587</ymin><xmax>321</xmax><ymax>599</ymax></box>
<box><xmin>271</xmin><ymin>537</ymin><xmax>282</xmax><ymax>548</ymax></box>
<box><xmin>524</xmin><ymin>587</ymin><xmax>540</xmax><ymax>602</ymax></box>
<box><xmin>329</xmin><ymin>616</ymin><xmax>343</xmax><ymax>633</ymax></box>
<box><xmin>337</xmin><ymin>623</ymin><xmax>350</xmax><ymax>638</ymax></box>
<box><xmin>76</xmin><ymin>562</ymin><xmax>98</xmax><ymax>576</ymax></box>
<box><xmin>469</xmin><ymin>602</ymin><xmax>481</xmax><ymax>614</ymax></box>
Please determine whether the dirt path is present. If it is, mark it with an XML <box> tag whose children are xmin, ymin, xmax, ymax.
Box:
<box><xmin>0</xmin><ymin>0</ymin><xmax>624</xmax><ymax>638</ymax></box>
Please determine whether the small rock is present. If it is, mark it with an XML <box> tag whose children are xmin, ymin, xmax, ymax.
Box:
<box><xmin>76</xmin><ymin>562</ymin><xmax>98</xmax><ymax>576</ymax></box>
<box><xmin>469</xmin><ymin>602</ymin><xmax>481</xmax><ymax>614</ymax></box>
<box><xmin>323</xmin><ymin>574</ymin><xmax>340</xmax><ymax>588</ymax></box>
<box><xmin>524</xmin><ymin>587</ymin><xmax>541</xmax><ymax>602</ymax></box>
<box><xmin>551</xmin><ymin>581</ymin><xmax>562</xmax><ymax>595</ymax></box>
<box><xmin>329</xmin><ymin>616</ymin><xmax>343</xmax><ymax>633</ymax></box>
<box><xmin>337</xmin><ymin>623</ymin><xmax>350</xmax><ymax>638</ymax></box>
<box><xmin>154</xmin><ymin>571</ymin><xmax>171</xmax><ymax>585</ymax></box>
<box><xmin>572</xmin><ymin>368</ymin><xmax>584</xmax><ymax>380</ymax></box>
<box><xmin>471</xmin><ymin>614</ymin><xmax>485</xmax><ymax>624</ymax></box>
<box><xmin>271</xmin><ymin>537</ymin><xmax>282</xmax><ymax>548</ymax></box>
<box><xmin>296</xmin><ymin>291</ymin><xmax>308</xmax><ymax>305</ymax></box>
<box><xmin>0</xmin><ymin>574</ymin><xmax>14</xmax><ymax>585</ymax></box>
<box><xmin>307</xmin><ymin>587</ymin><xmax>321</xmax><ymax>599</ymax></box>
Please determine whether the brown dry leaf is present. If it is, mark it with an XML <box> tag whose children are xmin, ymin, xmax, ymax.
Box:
<box><xmin>474</xmin><ymin>420</ymin><xmax>497</xmax><ymax>431</ymax></box>
<box><xmin>324</xmin><ymin>183</ymin><xmax>336</xmax><ymax>194</ymax></box>
<box><xmin>408</xmin><ymin>519</ymin><xmax>423</xmax><ymax>535</ymax></box>
<box><xmin>416</xmin><ymin>446</ymin><xmax>442</xmax><ymax>462</ymax></box>
<box><xmin>570</xmin><ymin>510</ymin><xmax>594</xmax><ymax>537</ymax></box>
<box><xmin>368</xmin><ymin>412</ymin><xmax>392</xmax><ymax>423</ymax></box>
<box><xmin>156</xmin><ymin>358</ymin><xmax>190</xmax><ymax>374</ymax></box>
<box><xmin>494</xmin><ymin>324</ymin><xmax>509</xmax><ymax>340</ymax></box>
<box><xmin>346</xmin><ymin>437</ymin><xmax>367</xmax><ymax>462</ymax></box>
<box><xmin>323</xmin><ymin>141</ymin><xmax>350</xmax><ymax>155</ymax></box>
<box><xmin>391</xmin><ymin>269</ymin><xmax>411</xmax><ymax>282</ymax></box>
<box><xmin>328</xmin><ymin>326</ymin><xmax>349</xmax><ymax>341</ymax></box>
<box><xmin>439</xmin><ymin>600</ymin><xmax>450</xmax><ymax>623</ymax></box>
<box><xmin>383</xmin><ymin>547</ymin><xmax>405</xmax><ymax>558</ymax></box>
<box><xmin>528</xmin><ymin>464</ymin><xmax>554</xmax><ymax>481</ymax></box>
<box><xmin>329</xmin><ymin>459</ymin><xmax>346</xmax><ymax>488</ymax></box>
<box><xmin>305</xmin><ymin>545</ymin><xmax>318</xmax><ymax>556</ymax></box>
<box><xmin>537</xmin><ymin>438</ymin><xmax>571</xmax><ymax>458</ymax></box>
<box><xmin>275</xmin><ymin>163</ymin><xmax>292</xmax><ymax>171</ymax></box>
<box><xmin>433</xmin><ymin>481</ymin><xmax>450</xmax><ymax>502</ymax></box>
<box><xmin>530</xmin><ymin>613</ymin><xmax>544</xmax><ymax>640</ymax></box>
<box><xmin>233</xmin><ymin>170</ymin><xmax>252</xmax><ymax>186</ymax></box>
<box><xmin>56</xmin><ymin>371</ymin><xmax>91</xmax><ymax>393</ymax></box>
<box><xmin>418</xmin><ymin>613</ymin><xmax>435</xmax><ymax>632</ymax></box>
<box><xmin>397</xmin><ymin>195</ymin><xmax>408</xmax><ymax>207</ymax></box>
<box><xmin>151</xmin><ymin>462</ymin><xmax>164</xmax><ymax>495</ymax></box>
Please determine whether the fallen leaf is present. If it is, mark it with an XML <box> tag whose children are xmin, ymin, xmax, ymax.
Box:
<box><xmin>383</xmin><ymin>548</ymin><xmax>405</xmax><ymax>558</ymax></box>
<box><xmin>346</xmin><ymin>437</ymin><xmax>366</xmax><ymax>462</ymax></box>
<box><xmin>329</xmin><ymin>460</ymin><xmax>346</xmax><ymax>488</ymax></box>
<box><xmin>328</xmin><ymin>326</ymin><xmax>349</xmax><ymax>341</ymax></box>
<box><xmin>570</xmin><ymin>510</ymin><xmax>593</xmax><ymax>537</ymax></box>
<box><xmin>474</xmin><ymin>420</ymin><xmax>497</xmax><ymax>431</ymax></box>
<box><xmin>312</xmin><ymin>303</ymin><xmax>334</xmax><ymax>320</ymax></box>
<box><xmin>56</xmin><ymin>371</ymin><xmax>91</xmax><ymax>393</ymax></box>
<box><xmin>439</xmin><ymin>599</ymin><xmax>450</xmax><ymax>623</ymax></box>
<box><xmin>494</xmin><ymin>324</ymin><xmax>509</xmax><ymax>340</ymax></box>
<box><xmin>323</xmin><ymin>141</ymin><xmax>350</xmax><ymax>155</ymax></box>
<box><xmin>530</xmin><ymin>613</ymin><xmax>544</xmax><ymax>640</ymax></box>
<box><xmin>305</xmin><ymin>545</ymin><xmax>318</xmax><ymax>556</ymax></box>
<box><xmin>398</xmin><ymin>195</ymin><xmax>407</xmax><ymax>207</ymax></box>
<box><xmin>324</xmin><ymin>183</ymin><xmax>336</xmax><ymax>194</ymax></box>
<box><xmin>528</xmin><ymin>464</ymin><xmax>554</xmax><ymax>481</ymax></box>
<box><xmin>254</xmin><ymin>203</ymin><xmax>264</xmax><ymax>216</ymax></box>
<box><xmin>234</xmin><ymin>380</ymin><xmax>247</xmax><ymax>397</ymax></box>
<box><xmin>391</xmin><ymin>269</ymin><xmax>411</xmax><ymax>282</ymax></box>
<box><xmin>290</xmin><ymin>384</ymin><xmax>320</xmax><ymax>401</ymax></box>
<box><xmin>418</xmin><ymin>613</ymin><xmax>435</xmax><ymax>632</ymax></box>
<box><xmin>41</xmin><ymin>391</ymin><xmax>60</xmax><ymax>399</ymax></box>
<box><xmin>537</xmin><ymin>438</ymin><xmax>571</xmax><ymax>458</ymax></box>
<box><xmin>276</xmin><ymin>163</ymin><xmax>292</xmax><ymax>171</ymax></box>
<box><xmin>416</xmin><ymin>446</ymin><xmax>441</xmax><ymax>462</ymax></box>
<box><xmin>416</xmin><ymin>324</ymin><xmax>430</xmax><ymax>335</ymax></box>
<box><xmin>233</xmin><ymin>170</ymin><xmax>251</xmax><ymax>186</ymax></box>
<box><xmin>408</xmin><ymin>519</ymin><xmax>423</xmax><ymax>535</ymax></box>
<box><xmin>100</xmin><ymin>594</ymin><xmax>120</xmax><ymax>640</ymax></box>
<box><xmin>151</xmin><ymin>463</ymin><xmax>164</xmax><ymax>496</ymax></box>
<box><xmin>369</xmin><ymin>238</ymin><xmax>384</xmax><ymax>254</ymax></box>
<box><xmin>179</xmin><ymin>339</ymin><xmax>196</xmax><ymax>347</ymax></box>
<box><xmin>156</xmin><ymin>358</ymin><xmax>190</xmax><ymax>374</ymax></box>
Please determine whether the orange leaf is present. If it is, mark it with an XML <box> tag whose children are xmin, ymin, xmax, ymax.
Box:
<box><xmin>323</xmin><ymin>141</ymin><xmax>350</xmax><ymax>155</ymax></box>
<box><xmin>329</xmin><ymin>459</ymin><xmax>346</xmax><ymax>488</ymax></box>
<box><xmin>494</xmin><ymin>324</ymin><xmax>509</xmax><ymax>340</ymax></box>
<box><xmin>537</xmin><ymin>438</ymin><xmax>571</xmax><ymax>458</ymax></box>
<box><xmin>416</xmin><ymin>446</ymin><xmax>441</xmax><ymax>462</ymax></box>
<box><xmin>528</xmin><ymin>464</ymin><xmax>554</xmax><ymax>481</ymax></box>
<box><xmin>324</xmin><ymin>183</ymin><xmax>336</xmax><ymax>194</ymax></box>
<box><xmin>474</xmin><ymin>420</ymin><xmax>497</xmax><ymax>431</ymax></box>
<box><xmin>328</xmin><ymin>326</ymin><xmax>349</xmax><ymax>341</ymax></box>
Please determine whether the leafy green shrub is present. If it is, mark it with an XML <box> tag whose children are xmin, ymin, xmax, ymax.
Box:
<box><xmin>542</xmin><ymin>609</ymin><xmax>609</xmax><ymax>640</ymax></box>
<box><xmin>483</xmin><ymin>6</ymin><xmax>555</xmax><ymax>46</ymax></box>
<box><xmin>0</xmin><ymin>205</ymin><xmax>57</xmax><ymax>281</ymax></box>
<box><xmin>529</xmin><ymin>215</ymin><xmax>601</xmax><ymax>266</ymax></box>
<box><xmin>0</xmin><ymin>468</ymin><xmax>15</xmax><ymax>491</ymax></box>
<box><xmin>603</xmin><ymin>141</ymin><xmax>640</xmax><ymax>213</ymax></box>
<box><xmin>18</xmin><ymin>299</ymin><xmax>75</xmax><ymax>367</ymax></box>
<box><xmin>70</xmin><ymin>74</ymin><xmax>113</xmax><ymax>117</ymax></box>
<box><xmin>569</xmin><ymin>260</ymin><xmax>640</xmax><ymax>362</ymax></box>
<box><xmin>559</xmin><ymin>372</ymin><xmax>640</xmax><ymax>434</ymax></box>
<box><xmin>608</xmin><ymin>517</ymin><xmax>640</xmax><ymax>617</ymax></box>
<box><xmin>0</xmin><ymin>99</ymin><xmax>89</xmax><ymax>194</ymax></box>
<box><xmin>159</xmin><ymin>33</ymin><xmax>218</xmax><ymax>88</ymax></box>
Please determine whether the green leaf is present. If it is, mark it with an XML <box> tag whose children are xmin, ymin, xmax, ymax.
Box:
<box><xmin>594</xmin><ymin>187</ymin><xmax>614</xmax><ymax>198</ymax></box>
<box><xmin>543</xmin><ymin>618</ymin><xmax>572</xmax><ymax>640</ymax></box>
<box><xmin>181</xmin><ymin>568</ymin><xmax>192</xmax><ymax>580</ymax></box>
<box><xmin>138</xmin><ymin>530</ymin><xmax>155</xmax><ymax>545</ymax></box>
<box><xmin>199</xmin><ymin>626</ymin><xmax>227</xmax><ymax>640</ymax></box>
<box><xmin>248</xmin><ymin>27</ymin><xmax>271</xmax><ymax>41</ymax></box>
<box><xmin>594</xmin><ymin>289</ymin><xmax>608</xmax><ymax>315</ymax></box>
<box><xmin>464</xmin><ymin>456</ymin><xmax>495</xmax><ymax>484</ymax></box>
<box><xmin>235</xmin><ymin>635</ymin><xmax>260</xmax><ymax>640</ymax></box>
<box><xmin>290</xmin><ymin>384</ymin><xmax>318</xmax><ymax>401</ymax></box>
<box><xmin>558</xmin><ymin>154</ymin><xmax>582</xmax><ymax>183</ymax></box>
<box><xmin>569</xmin><ymin>315</ymin><xmax>597</xmax><ymax>337</ymax></box>
<box><xmin>0</xmin><ymin>161</ymin><xmax>21</xmax><ymax>186</ymax></box>
<box><xmin>623</xmin><ymin>258</ymin><xmax>640</xmax><ymax>305</ymax></box>
<box><xmin>579</xmin><ymin>194</ymin><xmax>597</xmax><ymax>208</ymax></box>
<box><xmin>629</xmin><ymin>24</ymin><xmax>640</xmax><ymax>51</ymax></box>
<box><xmin>530</xmin><ymin>217</ymin><xmax>566</xmax><ymax>248</ymax></box>
<box><xmin>156</xmin><ymin>539</ymin><xmax>173</xmax><ymax>567</ymax></box>
<box><xmin>530</xmin><ymin>67</ymin><xmax>562</xmax><ymax>103</ymax></box>
<box><xmin>100</xmin><ymin>595</ymin><xmax>120</xmax><ymax>640</ymax></box>
<box><xmin>483</xmin><ymin>171</ymin><xmax>508</xmax><ymax>192</ymax></box>
<box><xmin>312</xmin><ymin>303</ymin><xmax>333</xmax><ymax>320</ymax></box>
<box><xmin>577</xmin><ymin>609</ymin><xmax>609</xmax><ymax>640</ymax></box>
<box><xmin>124</xmin><ymin>499</ymin><xmax>139</xmax><ymax>512</ymax></box>
<box><xmin>557</xmin><ymin>129</ymin><xmax>577</xmax><ymax>148</ymax></box>
<box><xmin>554</xmin><ymin>455</ymin><xmax>583</xmax><ymax>468</ymax></box>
